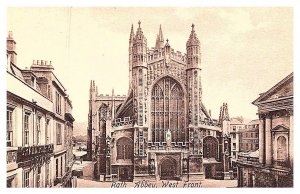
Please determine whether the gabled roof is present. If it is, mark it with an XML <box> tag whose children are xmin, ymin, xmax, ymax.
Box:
<box><xmin>115</xmin><ymin>89</ymin><xmax>133</xmax><ymax>119</ymax></box>
<box><xmin>200</xmin><ymin>102</ymin><xmax>211</xmax><ymax>119</ymax></box>
<box><xmin>252</xmin><ymin>72</ymin><xmax>293</xmax><ymax>105</ymax></box>
<box><xmin>271</xmin><ymin>124</ymin><xmax>289</xmax><ymax>132</ymax></box>
<box><xmin>230</xmin><ymin>117</ymin><xmax>244</xmax><ymax>125</ymax></box>
<box><xmin>246</xmin><ymin>119</ymin><xmax>259</xmax><ymax>125</ymax></box>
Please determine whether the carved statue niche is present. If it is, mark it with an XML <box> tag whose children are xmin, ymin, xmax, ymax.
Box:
<box><xmin>183</xmin><ymin>158</ymin><xmax>188</xmax><ymax>173</ymax></box>
<box><xmin>166</xmin><ymin>129</ymin><xmax>172</xmax><ymax>147</ymax></box>
<box><xmin>149</xmin><ymin>158</ymin><xmax>155</xmax><ymax>175</ymax></box>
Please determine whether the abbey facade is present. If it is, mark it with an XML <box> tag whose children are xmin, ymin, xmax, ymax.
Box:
<box><xmin>87</xmin><ymin>22</ymin><xmax>232</xmax><ymax>181</ymax></box>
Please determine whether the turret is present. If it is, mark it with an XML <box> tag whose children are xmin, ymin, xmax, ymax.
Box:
<box><xmin>6</xmin><ymin>31</ymin><xmax>17</xmax><ymax>65</ymax></box>
<box><xmin>131</xmin><ymin>21</ymin><xmax>148</xmax><ymax>126</ymax></box>
<box><xmin>89</xmin><ymin>80</ymin><xmax>96</xmax><ymax>101</ymax></box>
<box><xmin>219</xmin><ymin>103</ymin><xmax>230</xmax><ymax>135</ymax></box>
<box><xmin>132</xmin><ymin>21</ymin><xmax>147</xmax><ymax>68</ymax></box>
<box><xmin>186</xmin><ymin>24</ymin><xmax>201</xmax><ymax>70</ymax></box>
<box><xmin>155</xmin><ymin>24</ymin><xmax>164</xmax><ymax>49</ymax></box>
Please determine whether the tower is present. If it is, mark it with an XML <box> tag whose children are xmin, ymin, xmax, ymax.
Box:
<box><xmin>131</xmin><ymin>21</ymin><xmax>148</xmax><ymax>126</ymax></box>
<box><xmin>185</xmin><ymin>24</ymin><xmax>204</xmax><ymax>180</ymax></box>
<box><xmin>87</xmin><ymin>80</ymin><xmax>96</xmax><ymax>161</ymax></box>
<box><xmin>186</xmin><ymin>24</ymin><xmax>202</xmax><ymax>127</ymax></box>
<box><xmin>186</xmin><ymin>24</ymin><xmax>202</xmax><ymax>157</ymax></box>
<box><xmin>131</xmin><ymin>21</ymin><xmax>148</xmax><ymax>175</ymax></box>
<box><xmin>6</xmin><ymin>31</ymin><xmax>17</xmax><ymax>65</ymax></box>
<box><xmin>218</xmin><ymin>102</ymin><xmax>231</xmax><ymax>179</ymax></box>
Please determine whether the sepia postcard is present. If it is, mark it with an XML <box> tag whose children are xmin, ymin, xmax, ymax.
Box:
<box><xmin>5</xmin><ymin>6</ymin><xmax>294</xmax><ymax>189</ymax></box>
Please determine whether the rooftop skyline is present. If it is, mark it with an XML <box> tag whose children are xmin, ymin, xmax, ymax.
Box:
<box><xmin>7</xmin><ymin>7</ymin><xmax>293</xmax><ymax>122</ymax></box>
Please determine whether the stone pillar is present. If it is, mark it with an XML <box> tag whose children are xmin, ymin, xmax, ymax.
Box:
<box><xmin>259</xmin><ymin>117</ymin><xmax>265</xmax><ymax>163</ymax></box>
<box><xmin>265</xmin><ymin>115</ymin><xmax>272</xmax><ymax>165</ymax></box>
<box><xmin>289</xmin><ymin>113</ymin><xmax>293</xmax><ymax>168</ymax></box>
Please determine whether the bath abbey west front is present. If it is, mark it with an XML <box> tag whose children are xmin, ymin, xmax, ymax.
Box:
<box><xmin>87</xmin><ymin>21</ymin><xmax>232</xmax><ymax>182</ymax></box>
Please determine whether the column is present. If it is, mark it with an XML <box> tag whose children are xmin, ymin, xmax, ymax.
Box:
<box><xmin>259</xmin><ymin>117</ymin><xmax>265</xmax><ymax>163</ymax></box>
<box><xmin>265</xmin><ymin>115</ymin><xmax>272</xmax><ymax>165</ymax></box>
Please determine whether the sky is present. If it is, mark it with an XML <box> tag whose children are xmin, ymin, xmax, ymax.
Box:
<box><xmin>6</xmin><ymin>7</ymin><xmax>293</xmax><ymax>123</ymax></box>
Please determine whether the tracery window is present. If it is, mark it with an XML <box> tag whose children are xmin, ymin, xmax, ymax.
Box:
<box><xmin>151</xmin><ymin>77</ymin><xmax>186</xmax><ymax>143</ymax></box>
<box><xmin>203</xmin><ymin>136</ymin><xmax>218</xmax><ymax>159</ymax></box>
<box><xmin>117</xmin><ymin>137</ymin><xmax>133</xmax><ymax>160</ymax></box>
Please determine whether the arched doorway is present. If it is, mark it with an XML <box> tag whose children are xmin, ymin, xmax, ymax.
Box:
<box><xmin>160</xmin><ymin>157</ymin><xmax>177</xmax><ymax>180</ymax></box>
<box><xmin>205</xmin><ymin>165</ymin><xmax>212</xmax><ymax>178</ymax></box>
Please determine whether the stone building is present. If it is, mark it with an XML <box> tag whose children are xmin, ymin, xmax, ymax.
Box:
<box><xmin>87</xmin><ymin>22</ymin><xmax>232</xmax><ymax>181</ymax></box>
<box><xmin>229</xmin><ymin>117</ymin><xmax>245</xmax><ymax>178</ymax></box>
<box><xmin>239</xmin><ymin>120</ymin><xmax>259</xmax><ymax>152</ymax></box>
<box><xmin>237</xmin><ymin>73</ymin><xmax>293</xmax><ymax>187</ymax></box>
<box><xmin>6</xmin><ymin>32</ymin><xmax>77</xmax><ymax>188</ymax></box>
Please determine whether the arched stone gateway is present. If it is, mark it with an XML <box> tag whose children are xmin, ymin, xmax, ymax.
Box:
<box><xmin>160</xmin><ymin>156</ymin><xmax>178</xmax><ymax>180</ymax></box>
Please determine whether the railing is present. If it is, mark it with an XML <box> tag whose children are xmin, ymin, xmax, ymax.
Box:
<box><xmin>112</xmin><ymin>117</ymin><xmax>133</xmax><ymax>127</ymax></box>
<box><xmin>17</xmin><ymin>144</ymin><xmax>54</xmax><ymax>163</ymax></box>
<box><xmin>148</xmin><ymin>142</ymin><xmax>189</xmax><ymax>150</ymax></box>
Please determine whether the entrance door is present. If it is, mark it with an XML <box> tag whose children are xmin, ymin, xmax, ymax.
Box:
<box><xmin>160</xmin><ymin>158</ymin><xmax>177</xmax><ymax>180</ymax></box>
<box><xmin>119</xmin><ymin>166</ymin><xmax>132</xmax><ymax>182</ymax></box>
<box><xmin>205</xmin><ymin>165</ymin><xmax>212</xmax><ymax>179</ymax></box>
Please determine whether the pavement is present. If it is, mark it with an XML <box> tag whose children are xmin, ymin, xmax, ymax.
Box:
<box><xmin>77</xmin><ymin>178</ymin><xmax>237</xmax><ymax>188</ymax></box>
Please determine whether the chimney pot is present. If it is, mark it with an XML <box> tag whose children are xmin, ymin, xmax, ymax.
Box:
<box><xmin>41</xmin><ymin>60</ymin><xmax>44</xmax><ymax>65</ymax></box>
<box><xmin>37</xmin><ymin>60</ymin><xmax>40</xmax><ymax>65</ymax></box>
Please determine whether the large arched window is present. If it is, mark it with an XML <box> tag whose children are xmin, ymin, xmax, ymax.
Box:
<box><xmin>117</xmin><ymin>137</ymin><xmax>133</xmax><ymax>160</ymax></box>
<box><xmin>203</xmin><ymin>136</ymin><xmax>218</xmax><ymax>159</ymax></box>
<box><xmin>151</xmin><ymin>77</ymin><xmax>186</xmax><ymax>143</ymax></box>
<box><xmin>277</xmin><ymin>136</ymin><xmax>287</xmax><ymax>161</ymax></box>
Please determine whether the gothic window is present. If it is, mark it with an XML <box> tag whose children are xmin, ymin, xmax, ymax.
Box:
<box><xmin>151</xmin><ymin>77</ymin><xmax>186</xmax><ymax>143</ymax></box>
<box><xmin>277</xmin><ymin>136</ymin><xmax>287</xmax><ymax>161</ymax></box>
<box><xmin>99</xmin><ymin>104</ymin><xmax>108</xmax><ymax>121</ymax></box>
<box><xmin>117</xmin><ymin>137</ymin><xmax>133</xmax><ymax>160</ymax></box>
<box><xmin>203</xmin><ymin>136</ymin><xmax>218</xmax><ymax>159</ymax></box>
<box><xmin>138</xmin><ymin>69</ymin><xmax>143</xmax><ymax>86</ymax></box>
